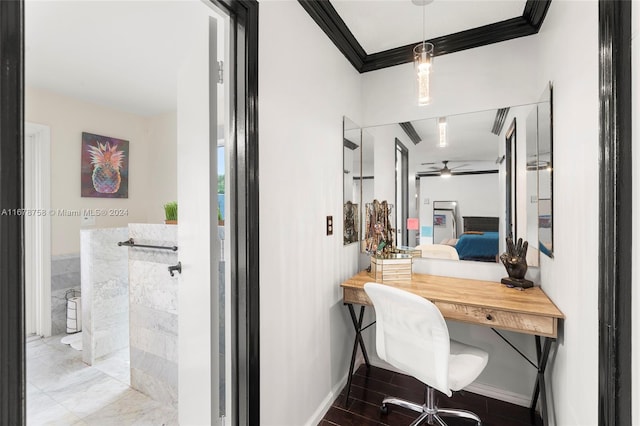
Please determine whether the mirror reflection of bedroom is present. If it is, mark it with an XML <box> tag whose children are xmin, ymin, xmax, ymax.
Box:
<box><xmin>350</xmin><ymin>99</ymin><xmax>551</xmax><ymax>268</ymax></box>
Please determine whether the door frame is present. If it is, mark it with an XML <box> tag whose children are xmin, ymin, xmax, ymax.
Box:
<box><xmin>207</xmin><ymin>1</ymin><xmax>259</xmax><ymax>424</ymax></box>
<box><xmin>24</xmin><ymin>122</ymin><xmax>51</xmax><ymax>337</ymax></box>
<box><xmin>598</xmin><ymin>0</ymin><xmax>632</xmax><ymax>424</ymax></box>
<box><xmin>0</xmin><ymin>1</ymin><xmax>26</xmax><ymax>424</ymax></box>
<box><xmin>394</xmin><ymin>138</ymin><xmax>408</xmax><ymax>246</ymax></box>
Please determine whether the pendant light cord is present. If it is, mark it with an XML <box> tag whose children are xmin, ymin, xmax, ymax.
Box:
<box><xmin>422</xmin><ymin>2</ymin><xmax>426</xmax><ymax>49</ymax></box>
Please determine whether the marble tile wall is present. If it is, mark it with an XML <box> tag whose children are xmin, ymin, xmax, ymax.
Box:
<box><xmin>51</xmin><ymin>254</ymin><xmax>81</xmax><ymax>335</ymax></box>
<box><xmin>81</xmin><ymin>227</ymin><xmax>130</xmax><ymax>366</ymax></box>
<box><xmin>128</xmin><ymin>224</ymin><xmax>178</xmax><ymax>407</ymax></box>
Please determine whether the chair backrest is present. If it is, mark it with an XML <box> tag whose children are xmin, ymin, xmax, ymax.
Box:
<box><xmin>364</xmin><ymin>282</ymin><xmax>452</xmax><ymax>396</ymax></box>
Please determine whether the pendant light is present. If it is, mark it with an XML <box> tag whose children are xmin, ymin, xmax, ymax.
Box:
<box><xmin>438</xmin><ymin>117</ymin><xmax>447</xmax><ymax>147</ymax></box>
<box><xmin>413</xmin><ymin>0</ymin><xmax>434</xmax><ymax>106</ymax></box>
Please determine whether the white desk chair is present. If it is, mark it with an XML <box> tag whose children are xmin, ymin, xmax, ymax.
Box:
<box><xmin>364</xmin><ymin>282</ymin><xmax>489</xmax><ymax>426</ymax></box>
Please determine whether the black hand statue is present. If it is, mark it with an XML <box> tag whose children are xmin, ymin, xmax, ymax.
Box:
<box><xmin>500</xmin><ymin>235</ymin><xmax>533</xmax><ymax>288</ymax></box>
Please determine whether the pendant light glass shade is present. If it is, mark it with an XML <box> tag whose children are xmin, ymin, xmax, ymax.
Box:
<box><xmin>438</xmin><ymin>117</ymin><xmax>447</xmax><ymax>147</ymax></box>
<box><xmin>414</xmin><ymin>42</ymin><xmax>434</xmax><ymax>106</ymax></box>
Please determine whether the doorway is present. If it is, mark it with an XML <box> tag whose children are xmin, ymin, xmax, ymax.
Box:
<box><xmin>1</xmin><ymin>0</ymin><xmax>260</xmax><ymax>425</ymax></box>
<box><xmin>395</xmin><ymin>139</ymin><xmax>409</xmax><ymax>247</ymax></box>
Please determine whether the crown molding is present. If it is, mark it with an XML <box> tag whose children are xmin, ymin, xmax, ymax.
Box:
<box><xmin>300</xmin><ymin>0</ymin><xmax>551</xmax><ymax>73</ymax></box>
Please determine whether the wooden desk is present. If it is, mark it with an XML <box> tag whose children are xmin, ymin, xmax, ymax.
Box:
<box><xmin>341</xmin><ymin>271</ymin><xmax>564</xmax><ymax>425</ymax></box>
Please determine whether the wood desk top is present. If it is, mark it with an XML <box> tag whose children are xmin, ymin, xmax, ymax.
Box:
<box><xmin>341</xmin><ymin>271</ymin><xmax>564</xmax><ymax>337</ymax></box>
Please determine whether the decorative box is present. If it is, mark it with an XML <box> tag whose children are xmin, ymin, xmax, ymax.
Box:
<box><xmin>370</xmin><ymin>253</ymin><xmax>413</xmax><ymax>283</ymax></box>
<box><xmin>392</xmin><ymin>245</ymin><xmax>422</xmax><ymax>258</ymax></box>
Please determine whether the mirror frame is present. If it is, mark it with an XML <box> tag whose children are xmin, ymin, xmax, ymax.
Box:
<box><xmin>343</xmin><ymin>116</ymin><xmax>361</xmax><ymax>246</ymax></box>
<box><xmin>537</xmin><ymin>83</ymin><xmax>554</xmax><ymax>258</ymax></box>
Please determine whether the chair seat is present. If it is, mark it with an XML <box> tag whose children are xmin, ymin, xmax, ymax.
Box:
<box><xmin>448</xmin><ymin>340</ymin><xmax>489</xmax><ymax>392</ymax></box>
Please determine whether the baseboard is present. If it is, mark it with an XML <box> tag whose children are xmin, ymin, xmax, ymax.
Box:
<box><xmin>304</xmin><ymin>371</ymin><xmax>349</xmax><ymax>426</ymax></box>
<box><xmin>464</xmin><ymin>381</ymin><xmax>532</xmax><ymax>408</ymax></box>
<box><xmin>305</xmin><ymin>354</ymin><xmax>365</xmax><ymax>426</ymax></box>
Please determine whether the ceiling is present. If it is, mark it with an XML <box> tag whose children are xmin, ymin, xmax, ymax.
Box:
<box><xmin>25</xmin><ymin>0</ymin><xmax>211</xmax><ymax>116</ymax></box>
<box><xmin>331</xmin><ymin>1</ymin><xmax>526</xmax><ymax>54</ymax></box>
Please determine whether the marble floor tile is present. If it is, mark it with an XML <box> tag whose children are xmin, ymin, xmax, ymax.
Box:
<box><xmin>47</xmin><ymin>372</ymin><xmax>130</xmax><ymax>419</ymax></box>
<box><xmin>27</xmin><ymin>387</ymin><xmax>84</xmax><ymax>426</ymax></box>
<box><xmin>26</xmin><ymin>338</ymin><xmax>55</xmax><ymax>360</ymax></box>
<box><xmin>27</xmin><ymin>353</ymin><xmax>89</xmax><ymax>391</ymax></box>
<box><xmin>93</xmin><ymin>352</ymin><xmax>131</xmax><ymax>385</ymax></box>
<box><xmin>82</xmin><ymin>388</ymin><xmax>177</xmax><ymax>426</ymax></box>
<box><xmin>26</xmin><ymin>334</ymin><xmax>177</xmax><ymax>425</ymax></box>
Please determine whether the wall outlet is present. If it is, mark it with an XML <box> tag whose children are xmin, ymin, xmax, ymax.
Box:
<box><xmin>326</xmin><ymin>216</ymin><xmax>333</xmax><ymax>236</ymax></box>
<box><xmin>81</xmin><ymin>215</ymin><xmax>95</xmax><ymax>227</ymax></box>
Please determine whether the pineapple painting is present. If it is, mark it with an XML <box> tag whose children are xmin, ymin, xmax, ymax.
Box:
<box><xmin>81</xmin><ymin>132</ymin><xmax>129</xmax><ymax>198</ymax></box>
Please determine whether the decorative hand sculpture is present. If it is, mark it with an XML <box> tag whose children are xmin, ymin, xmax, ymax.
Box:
<box><xmin>500</xmin><ymin>234</ymin><xmax>533</xmax><ymax>288</ymax></box>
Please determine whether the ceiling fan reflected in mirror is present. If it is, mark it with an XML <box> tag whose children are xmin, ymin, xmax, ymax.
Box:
<box><xmin>420</xmin><ymin>160</ymin><xmax>471</xmax><ymax>178</ymax></box>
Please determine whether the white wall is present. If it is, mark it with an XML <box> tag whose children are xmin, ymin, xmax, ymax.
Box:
<box><xmin>258</xmin><ymin>1</ymin><xmax>362</xmax><ymax>424</ymax></box>
<box><xmin>535</xmin><ymin>1</ymin><xmax>600</xmax><ymax>425</ymax></box>
<box><xmin>361</xmin><ymin>35</ymin><xmax>541</xmax><ymax>128</ymax></box>
<box><xmin>632</xmin><ymin>0</ymin><xmax>639</xmax><ymax>424</ymax></box>
<box><xmin>419</xmin><ymin>173</ymin><xmax>499</xmax><ymax>243</ymax></box>
<box><xmin>146</xmin><ymin>111</ymin><xmax>178</xmax><ymax>224</ymax></box>
<box><xmin>25</xmin><ymin>86</ymin><xmax>177</xmax><ymax>255</ymax></box>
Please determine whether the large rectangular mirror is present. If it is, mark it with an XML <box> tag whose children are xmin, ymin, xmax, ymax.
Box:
<box><xmin>355</xmin><ymin>98</ymin><xmax>552</xmax><ymax>267</ymax></box>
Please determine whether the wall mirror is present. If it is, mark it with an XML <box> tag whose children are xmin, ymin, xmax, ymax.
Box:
<box><xmin>343</xmin><ymin>116</ymin><xmax>361</xmax><ymax>245</ymax></box>
<box><xmin>534</xmin><ymin>84</ymin><xmax>554</xmax><ymax>258</ymax></box>
<box><xmin>524</xmin><ymin>84</ymin><xmax>554</xmax><ymax>263</ymax></box>
<box><xmin>356</xmin><ymin>98</ymin><xmax>552</xmax><ymax>266</ymax></box>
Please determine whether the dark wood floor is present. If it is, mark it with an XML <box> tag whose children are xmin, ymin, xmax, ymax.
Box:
<box><xmin>320</xmin><ymin>365</ymin><xmax>543</xmax><ymax>426</ymax></box>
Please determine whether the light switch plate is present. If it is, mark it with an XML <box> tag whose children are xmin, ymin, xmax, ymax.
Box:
<box><xmin>326</xmin><ymin>216</ymin><xmax>333</xmax><ymax>236</ymax></box>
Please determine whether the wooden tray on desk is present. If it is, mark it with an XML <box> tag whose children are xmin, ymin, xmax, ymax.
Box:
<box><xmin>341</xmin><ymin>270</ymin><xmax>564</xmax><ymax>338</ymax></box>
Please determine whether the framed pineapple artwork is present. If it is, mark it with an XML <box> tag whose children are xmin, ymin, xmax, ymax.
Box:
<box><xmin>81</xmin><ymin>132</ymin><xmax>129</xmax><ymax>198</ymax></box>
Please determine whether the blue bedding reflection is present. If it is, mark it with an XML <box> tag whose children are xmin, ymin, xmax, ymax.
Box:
<box><xmin>455</xmin><ymin>232</ymin><xmax>499</xmax><ymax>262</ymax></box>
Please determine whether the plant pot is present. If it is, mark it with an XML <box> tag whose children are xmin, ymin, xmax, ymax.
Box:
<box><xmin>165</xmin><ymin>220</ymin><xmax>177</xmax><ymax>225</ymax></box>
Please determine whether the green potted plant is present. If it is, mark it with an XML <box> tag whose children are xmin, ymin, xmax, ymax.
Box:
<box><xmin>164</xmin><ymin>201</ymin><xmax>178</xmax><ymax>224</ymax></box>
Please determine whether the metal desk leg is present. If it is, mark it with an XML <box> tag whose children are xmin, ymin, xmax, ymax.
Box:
<box><xmin>345</xmin><ymin>304</ymin><xmax>370</xmax><ymax>403</ymax></box>
<box><xmin>530</xmin><ymin>336</ymin><xmax>553</xmax><ymax>424</ymax></box>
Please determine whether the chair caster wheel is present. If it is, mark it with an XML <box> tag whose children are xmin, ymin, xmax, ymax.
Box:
<box><xmin>380</xmin><ymin>404</ymin><xmax>389</xmax><ymax>415</ymax></box>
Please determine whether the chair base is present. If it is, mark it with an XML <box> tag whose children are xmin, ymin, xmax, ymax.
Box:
<box><xmin>380</xmin><ymin>386</ymin><xmax>482</xmax><ymax>426</ymax></box>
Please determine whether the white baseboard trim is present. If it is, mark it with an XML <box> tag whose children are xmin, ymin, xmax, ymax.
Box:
<box><xmin>464</xmin><ymin>381</ymin><xmax>532</xmax><ymax>408</ymax></box>
<box><xmin>305</xmin><ymin>355</ymin><xmax>365</xmax><ymax>426</ymax></box>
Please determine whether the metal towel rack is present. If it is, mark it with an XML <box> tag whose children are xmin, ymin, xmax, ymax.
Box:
<box><xmin>117</xmin><ymin>238</ymin><xmax>178</xmax><ymax>252</ymax></box>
